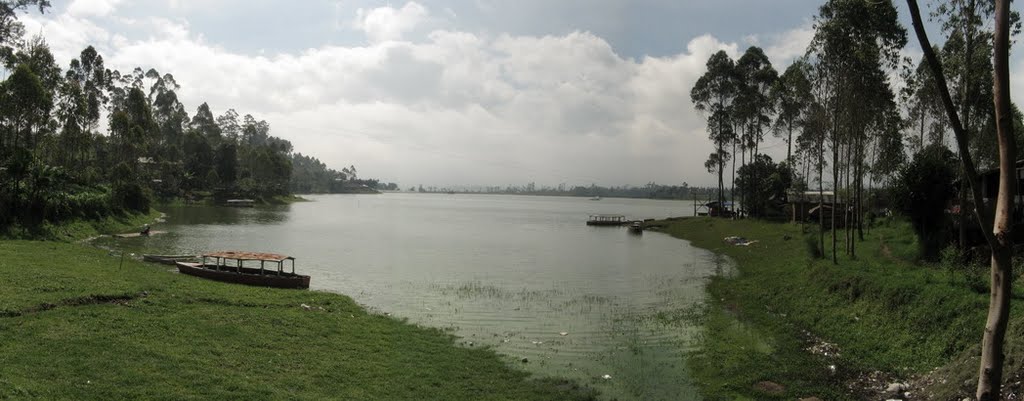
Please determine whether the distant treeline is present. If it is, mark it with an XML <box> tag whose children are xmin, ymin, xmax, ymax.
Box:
<box><xmin>290</xmin><ymin>154</ymin><xmax>397</xmax><ymax>194</ymax></box>
<box><xmin>411</xmin><ymin>183</ymin><xmax>725</xmax><ymax>200</ymax></box>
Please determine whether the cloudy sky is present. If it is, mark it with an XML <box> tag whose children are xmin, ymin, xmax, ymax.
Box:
<box><xmin>15</xmin><ymin>0</ymin><xmax>1024</xmax><ymax>188</ymax></box>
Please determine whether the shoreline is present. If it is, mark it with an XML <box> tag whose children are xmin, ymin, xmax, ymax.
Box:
<box><xmin>648</xmin><ymin>216</ymin><xmax>1011</xmax><ymax>400</ymax></box>
<box><xmin>0</xmin><ymin>213</ymin><xmax>601</xmax><ymax>400</ymax></box>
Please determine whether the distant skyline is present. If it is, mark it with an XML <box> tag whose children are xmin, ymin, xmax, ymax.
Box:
<box><xmin>15</xmin><ymin>0</ymin><xmax>1024</xmax><ymax>188</ymax></box>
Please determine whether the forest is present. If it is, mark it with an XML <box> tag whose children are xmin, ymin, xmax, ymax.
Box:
<box><xmin>0</xmin><ymin>1</ymin><xmax>386</xmax><ymax>229</ymax></box>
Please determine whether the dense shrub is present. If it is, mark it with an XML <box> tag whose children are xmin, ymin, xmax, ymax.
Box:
<box><xmin>890</xmin><ymin>144</ymin><xmax>957</xmax><ymax>261</ymax></box>
<box><xmin>111</xmin><ymin>182</ymin><xmax>151</xmax><ymax>212</ymax></box>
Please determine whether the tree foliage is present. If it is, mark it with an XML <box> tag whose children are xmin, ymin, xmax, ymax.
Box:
<box><xmin>891</xmin><ymin>144</ymin><xmax>957</xmax><ymax>260</ymax></box>
<box><xmin>0</xmin><ymin>13</ymin><xmax>385</xmax><ymax>228</ymax></box>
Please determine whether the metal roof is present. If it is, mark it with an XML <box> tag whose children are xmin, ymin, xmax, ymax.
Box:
<box><xmin>203</xmin><ymin>251</ymin><xmax>293</xmax><ymax>262</ymax></box>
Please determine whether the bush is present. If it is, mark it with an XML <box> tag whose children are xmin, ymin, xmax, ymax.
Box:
<box><xmin>111</xmin><ymin>182</ymin><xmax>151</xmax><ymax>212</ymax></box>
<box><xmin>890</xmin><ymin>144</ymin><xmax>957</xmax><ymax>261</ymax></box>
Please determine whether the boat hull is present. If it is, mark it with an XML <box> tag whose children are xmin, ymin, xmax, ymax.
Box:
<box><xmin>175</xmin><ymin>262</ymin><xmax>310</xmax><ymax>289</ymax></box>
<box><xmin>143</xmin><ymin>254</ymin><xmax>197</xmax><ymax>265</ymax></box>
<box><xmin>586</xmin><ymin>221</ymin><xmax>625</xmax><ymax>226</ymax></box>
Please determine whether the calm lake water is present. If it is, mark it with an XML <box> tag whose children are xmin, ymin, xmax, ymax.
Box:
<box><xmin>93</xmin><ymin>193</ymin><xmax>729</xmax><ymax>400</ymax></box>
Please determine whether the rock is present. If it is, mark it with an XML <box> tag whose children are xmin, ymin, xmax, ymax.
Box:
<box><xmin>300</xmin><ymin>303</ymin><xmax>312</xmax><ymax>310</ymax></box>
<box><xmin>521</xmin><ymin>357</ymin><xmax>528</xmax><ymax>363</ymax></box>
<box><xmin>753</xmin><ymin>381</ymin><xmax>785</xmax><ymax>395</ymax></box>
<box><xmin>559</xmin><ymin>332</ymin><xmax>569</xmax><ymax>336</ymax></box>
<box><xmin>885</xmin><ymin>382</ymin><xmax>909</xmax><ymax>393</ymax></box>
<box><xmin>601</xmin><ymin>374</ymin><xmax>612</xmax><ymax>380</ymax></box>
<box><xmin>798</xmin><ymin>398</ymin><xmax>822</xmax><ymax>401</ymax></box>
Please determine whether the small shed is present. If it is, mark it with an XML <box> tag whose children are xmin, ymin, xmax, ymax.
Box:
<box><xmin>789</xmin><ymin>190</ymin><xmax>847</xmax><ymax>227</ymax></box>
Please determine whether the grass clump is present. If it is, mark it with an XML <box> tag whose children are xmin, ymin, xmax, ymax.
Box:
<box><xmin>0</xmin><ymin>209</ymin><xmax>162</xmax><ymax>241</ymax></box>
<box><xmin>0</xmin><ymin>241</ymin><xmax>598</xmax><ymax>401</ymax></box>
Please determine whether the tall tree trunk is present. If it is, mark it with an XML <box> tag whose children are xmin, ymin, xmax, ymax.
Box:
<box><xmin>731</xmin><ymin>139</ymin><xmax>737</xmax><ymax>208</ymax></box>
<box><xmin>787</xmin><ymin>121</ymin><xmax>794</xmax><ymax>165</ymax></box>
<box><xmin>846</xmin><ymin>137</ymin><xmax>853</xmax><ymax>256</ymax></box>
<box><xmin>718</xmin><ymin>143</ymin><xmax>725</xmax><ymax>211</ymax></box>
<box><xmin>958</xmin><ymin>0</ymin><xmax>976</xmax><ymax>253</ymax></box>
<box><xmin>920</xmin><ymin>106</ymin><xmax>926</xmax><ymax>150</ymax></box>
<box><xmin>978</xmin><ymin>0</ymin><xmax>1016</xmax><ymax>397</ymax></box>
<box><xmin>906</xmin><ymin>1</ymin><xmax>1015</xmax><ymax>398</ymax></box>
<box><xmin>819</xmin><ymin>131</ymin><xmax>826</xmax><ymax>256</ymax></box>
<box><xmin>852</xmin><ymin>133</ymin><xmax>859</xmax><ymax>252</ymax></box>
<box><xmin>832</xmin><ymin>130</ymin><xmax>839</xmax><ymax>265</ymax></box>
<box><xmin>960</xmin><ymin>170</ymin><xmax>969</xmax><ymax>250</ymax></box>
<box><xmin>741</xmin><ymin>142</ymin><xmax>747</xmax><ymax>218</ymax></box>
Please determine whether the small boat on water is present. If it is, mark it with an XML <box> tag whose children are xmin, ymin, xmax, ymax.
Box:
<box><xmin>143</xmin><ymin>254</ymin><xmax>198</xmax><ymax>265</ymax></box>
<box><xmin>225</xmin><ymin>199</ymin><xmax>256</xmax><ymax>208</ymax></box>
<box><xmin>175</xmin><ymin>251</ymin><xmax>310</xmax><ymax>289</ymax></box>
<box><xmin>113</xmin><ymin>230</ymin><xmax>167</xmax><ymax>238</ymax></box>
<box><xmin>587</xmin><ymin>214</ymin><xmax>626</xmax><ymax>226</ymax></box>
<box><xmin>589</xmin><ymin>196</ymin><xmax>601</xmax><ymax>201</ymax></box>
<box><xmin>629</xmin><ymin>221</ymin><xmax>643</xmax><ymax>234</ymax></box>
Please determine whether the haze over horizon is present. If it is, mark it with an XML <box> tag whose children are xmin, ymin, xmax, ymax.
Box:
<box><xmin>15</xmin><ymin>0</ymin><xmax>1024</xmax><ymax>188</ymax></box>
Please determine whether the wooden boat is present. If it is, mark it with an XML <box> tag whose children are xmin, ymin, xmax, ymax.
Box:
<box><xmin>143</xmin><ymin>254</ymin><xmax>198</xmax><ymax>265</ymax></box>
<box><xmin>175</xmin><ymin>251</ymin><xmax>310</xmax><ymax>289</ymax></box>
<box><xmin>587</xmin><ymin>214</ymin><xmax>626</xmax><ymax>226</ymax></box>
<box><xmin>629</xmin><ymin>222</ymin><xmax>643</xmax><ymax>234</ymax></box>
<box><xmin>113</xmin><ymin>230</ymin><xmax>167</xmax><ymax>238</ymax></box>
<box><xmin>225</xmin><ymin>199</ymin><xmax>256</xmax><ymax>207</ymax></box>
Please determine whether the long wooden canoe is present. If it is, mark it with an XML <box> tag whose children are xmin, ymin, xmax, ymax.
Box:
<box><xmin>142</xmin><ymin>254</ymin><xmax>198</xmax><ymax>265</ymax></box>
<box><xmin>175</xmin><ymin>261</ymin><xmax>310</xmax><ymax>289</ymax></box>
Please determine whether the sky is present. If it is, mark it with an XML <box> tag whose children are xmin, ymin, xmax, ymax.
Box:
<box><xmin>13</xmin><ymin>0</ymin><xmax>1024</xmax><ymax>188</ymax></box>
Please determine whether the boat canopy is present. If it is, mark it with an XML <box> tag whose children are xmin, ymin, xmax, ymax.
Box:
<box><xmin>202</xmin><ymin>251</ymin><xmax>294</xmax><ymax>262</ymax></box>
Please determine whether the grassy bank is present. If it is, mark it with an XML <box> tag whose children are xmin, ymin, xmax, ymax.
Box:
<box><xmin>650</xmin><ymin>217</ymin><xmax>1009</xmax><ymax>400</ymax></box>
<box><xmin>0</xmin><ymin>209</ymin><xmax>163</xmax><ymax>241</ymax></box>
<box><xmin>0</xmin><ymin>241</ymin><xmax>597</xmax><ymax>400</ymax></box>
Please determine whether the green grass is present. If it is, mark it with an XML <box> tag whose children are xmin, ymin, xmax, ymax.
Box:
<box><xmin>0</xmin><ymin>209</ymin><xmax>163</xmax><ymax>241</ymax></box>
<box><xmin>650</xmin><ymin>217</ymin><xmax>999</xmax><ymax>400</ymax></box>
<box><xmin>0</xmin><ymin>241</ymin><xmax>597</xmax><ymax>400</ymax></box>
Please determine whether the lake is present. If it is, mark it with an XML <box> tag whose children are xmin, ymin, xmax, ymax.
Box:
<box><xmin>93</xmin><ymin>193</ymin><xmax>729</xmax><ymax>400</ymax></box>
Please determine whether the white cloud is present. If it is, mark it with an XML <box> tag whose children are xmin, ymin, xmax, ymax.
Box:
<box><xmin>66</xmin><ymin>0</ymin><xmax>124</xmax><ymax>17</ymax></box>
<box><xmin>762</xmin><ymin>22</ymin><xmax>814</xmax><ymax>64</ymax></box>
<box><xmin>17</xmin><ymin>2</ymin><xmax>861</xmax><ymax>187</ymax></box>
<box><xmin>352</xmin><ymin>2</ymin><xmax>429</xmax><ymax>43</ymax></box>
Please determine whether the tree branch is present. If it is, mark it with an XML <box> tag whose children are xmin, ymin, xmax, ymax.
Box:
<box><xmin>905</xmin><ymin>0</ymin><xmax>996</xmax><ymax>246</ymax></box>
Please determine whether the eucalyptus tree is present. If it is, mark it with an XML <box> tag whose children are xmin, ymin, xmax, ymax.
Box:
<box><xmin>216</xmin><ymin>108</ymin><xmax>241</xmax><ymax>142</ymax></box>
<box><xmin>691</xmin><ymin>50</ymin><xmax>738</xmax><ymax>209</ymax></box>
<box><xmin>733</xmin><ymin>47</ymin><xmax>777</xmax><ymax>214</ymax></box>
<box><xmin>0</xmin><ymin>64</ymin><xmax>49</xmax><ymax>217</ymax></box>
<box><xmin>735</xmin><ymin>46</ymin><xmax>777</xmax><ymax>160</ymax></box>
<box><xmin>902</xmin><ymin>56</ymin><xmax>950</xmax><ymax>152</ymax></box>
<box><xmin>0</xmin><ymin>0</ymin><xmax>49</xmax><ymax>65</ymax></box>
<box><xmin>108</xmin><ymin>87</ymin><xmax>156</xmax><ymax>171</ymax></box>
<box><xmin>772</xmin><ymin>60</ymin><xmax>812</xmax><ymax>165</ymax></box>
<box><xmin>147</xmin><ymin>69</ymin><xmax>189</xmax><ymax>166</ymax></box>
<box><xmin>907</xmin><ymin>0</ymin><xmax>1016</xmax><ymax>398</ymax></box>
<box><xmin>937</xmin><ymin>0</ymin><xmax>1001</xmax><ymax>251</ymax></box>
<box><xmin>1</xmin><ymin>63</ymin><xmax>49</xmax><ymax>153</ymax></box>
<box><xmin>809</xmin><ymin>0</ymin><xmax>906</xmax><ymax>261</ymax></box>
<box><xmin>57</xmin><ymin>46</ymin><xmax>107</xmax><ymax>171</ymax></box>
<box><xmin>190</xmin><ymin>102</ymin><xmax>221</xmax><ymax>144</ymax></box>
